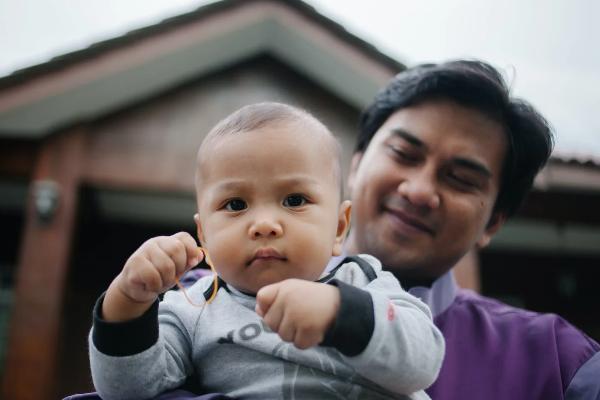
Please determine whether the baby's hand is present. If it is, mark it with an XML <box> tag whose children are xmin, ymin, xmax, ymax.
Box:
<box><xmin>256</xmin><ymin>279</ymin><xmax>340</xmax><ymax>349</ymax></box>
<box><xmin>116</xmin><ymin>232</ymin><xmax>202</xmax><ymax>304</ymax></box>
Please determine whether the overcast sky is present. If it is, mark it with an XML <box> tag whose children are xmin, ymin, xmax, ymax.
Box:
<box><xmin>1</xmin><ymin>0</ymin><xmax>598</xmax><ymax>157</ymax></box>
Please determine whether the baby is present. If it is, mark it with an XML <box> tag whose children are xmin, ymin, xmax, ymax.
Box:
<box><xmin>89</xmin><ymin>102</ymin><xmax>444</xmax><ymax>399</ymax></box>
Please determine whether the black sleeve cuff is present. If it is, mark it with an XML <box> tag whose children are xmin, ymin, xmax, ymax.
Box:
<box><xmin>92</xmin><ymin>292</ymin><xmax>159</xmax><ymax>357</ymax></box>
<box><xmin>321</xmin><ymin>279</ymin><xmax>374</xmax><ymax>356</ymax></box>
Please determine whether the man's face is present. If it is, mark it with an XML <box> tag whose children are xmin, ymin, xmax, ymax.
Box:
<box><xmin>195</xmin><ymin>122</ymin><xmax>350</xmax><ymax>294</ymax></box>
<box><xmin>347</xmin><ymin>99</ymin><xmax>507</xmax><ymax>279</ymax></box>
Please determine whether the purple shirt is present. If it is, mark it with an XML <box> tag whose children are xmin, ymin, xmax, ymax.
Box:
<box><xmin>408</xmin><ymin>271</ymin><xmax>600</xmax><ymax>400</ymax></box>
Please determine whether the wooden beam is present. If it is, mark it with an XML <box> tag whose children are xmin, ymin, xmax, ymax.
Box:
<box><xmin>1</xmin><ymin>127</ymin><xmax>84</xmax><ymax>400</ymax></box>
<box><xmin>0</xmin><ymin>139</ymin><xmax>38</xmax><ymax>178</ymax></box>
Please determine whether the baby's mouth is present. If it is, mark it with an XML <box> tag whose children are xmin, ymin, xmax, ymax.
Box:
<box><xmin>247</xmin><ymin>248</ymin><xmax>287</xmax><ymax>266</ymax></box>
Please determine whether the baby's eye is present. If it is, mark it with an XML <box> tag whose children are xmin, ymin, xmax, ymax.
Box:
<box><xmin>283</xmin><ymin>194</ymin><xmax>307</xmax><ymax>208</ymax></box>
<box><xmin>224</xmin><ymin>198</ymin><xmax>247</xmax><ymax>211</ymax></box>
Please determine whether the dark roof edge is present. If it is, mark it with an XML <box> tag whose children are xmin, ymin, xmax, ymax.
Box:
<box><xmin>0</xmin><ymin>0</ymin><xmax>404</xmax><ymax>90</ymax></box>
<box><xmin>549</xmin><ymin>156</ymin><xmax>600</xmax><ymax>170</ymax></box>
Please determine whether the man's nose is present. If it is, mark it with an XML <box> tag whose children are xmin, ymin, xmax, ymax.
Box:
<box><xmin>248</xmin><ymin>216</ymin><xmax>283</xmax><ymax>239</ymax></box>
<box><xmin>397</xmin><ymin>170</ymin><xmax>440</xmax><ymax>209</ymax></box>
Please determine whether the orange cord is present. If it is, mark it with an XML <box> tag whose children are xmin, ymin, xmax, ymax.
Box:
<box><xmin>175</xmin><ymin>247</ymin><xmax>218</xmax><ymax>307</ymax></box>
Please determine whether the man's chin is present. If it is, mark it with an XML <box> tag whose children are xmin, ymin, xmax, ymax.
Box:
<box><xmin>391</xmin><ymin>267</ymin><xmax>436</xmax><ymax>280</ymax></box>
<box><xmin>371</xmin><ymin>248</ymin><xmax>438</xmax><ymax>279</ymax></box>
<box><xmin>379</xmin><ymin>258</ymin><xmax>424</xmax><ymax>276</ymax></box>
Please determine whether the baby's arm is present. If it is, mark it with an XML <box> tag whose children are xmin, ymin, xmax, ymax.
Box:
<box><xmin>90</xmin><ymin>232</ymin><xmax>202</xmax><ymax>400</ymax></box>
<box><xmin>331</xmin><ymin>270</ymin><xmax>445</xmax><ymax>394</ymax></box>
<box><xmin>256</xmin><ymin>268</ymin><xmax>444</xmax><ymax>395</ymax></box>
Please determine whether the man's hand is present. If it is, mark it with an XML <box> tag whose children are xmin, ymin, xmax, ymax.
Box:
<box><xmin>103</xmin><ymin>232</ymin><xmax>202</xmax><ymax>321</ymax></box>
<box><xmin>256</xmin><ymin>279</ymin><xmax>340</xmax><ymax>349</ymax></box>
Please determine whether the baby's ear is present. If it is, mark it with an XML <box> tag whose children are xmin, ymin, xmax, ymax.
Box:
<box><xmin>194</xmin><ymin>213</ymin><xmax>205</xmax><ymax>244</ymax></box>
<box><xmin>332</xmin><ymin>200</ymin><xmax>351</xmax><ymax>256</ymax></box>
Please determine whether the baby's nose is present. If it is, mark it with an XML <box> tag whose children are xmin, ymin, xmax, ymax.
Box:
<box><xmin>248</xmin><ymin>219</ymin><xmax>283</xmax><ymax>238</ymax></box>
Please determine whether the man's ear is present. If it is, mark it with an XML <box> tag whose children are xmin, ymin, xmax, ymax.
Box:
<box><xmin>332</xmin><ymin>200</ymin><xmax>352</xmax><ymax>256</ymax></box>
<box><xmin>347</xmin><ymin>152</ymin><xmax>363</xmax><ymax>194</ymax></box>
<box><xmin>193</xmin><ymin>213</ymin><xmax>205</xmax><ymax>245</ymax></box>
<box><xmin>476</xmin><ymin>212</ymin><xmax>506</xmax><ymax>248</ymax></box>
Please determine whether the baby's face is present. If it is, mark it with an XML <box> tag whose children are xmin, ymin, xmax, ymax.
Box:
<box><xmin>194</xmin><ymin>122</ymin><xmax>349</xmax><ymax>294</ymax></box>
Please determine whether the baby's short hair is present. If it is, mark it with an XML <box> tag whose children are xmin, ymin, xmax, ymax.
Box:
<box><xmin>207</xmin><ymin>102</ymin><xmax>322</xmax><ymax>139</ymax></box>
<box><xmin>197</xmin><ymin>102</ymin><xmax>343</xmax><ymax>195</ymax></box>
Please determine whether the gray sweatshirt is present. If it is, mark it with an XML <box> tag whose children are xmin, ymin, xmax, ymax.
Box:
<box><xmin>89</xmin><ymin>255</ymin><xmax>444</xmax><ymax>400</ymax></box>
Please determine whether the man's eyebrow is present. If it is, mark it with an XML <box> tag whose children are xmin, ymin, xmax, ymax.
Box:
<box><xmin>452</xmin><ymin>158</ymin><xmax>492</xmax><ymax>178</ymax></box>
<box><xmin>390</xmin><ymin>128</ymin><xmax>426</xmax><ymax>149</ymax></box>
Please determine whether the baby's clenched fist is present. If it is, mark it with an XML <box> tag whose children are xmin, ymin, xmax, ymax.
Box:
<box><xmin>117</xmin><ymin>232</ymin><xmax>202</xmax><ymax>303</ymax></box>
<box><xmin>102</xmin><ymin>232</ymin><xmax>202</xmax><ymax>322</ymax></box>
<box><xmin>256</xmin><ymin>279</ymin><xmax>340</xmax><ymax>350</ymax></box>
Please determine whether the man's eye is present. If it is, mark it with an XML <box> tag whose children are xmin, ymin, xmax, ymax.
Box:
<box><xmin>449</xmin><ymin>174</ymin><xmax>478</xmax><ymax>189</ymax></box>
<box><xmin>388</xmin><ymin>145</ymin><xmax>419</xmax><ymax>162</ymax></box>
<box><xmin>224</xmin><ymin>198</ymin><xmax>247</xmax><ymax>211</ymax></box>
<box><xmin>283</xmin><ymin>194</ymin><xmax>307</xmax><ymax>208</ymax></box>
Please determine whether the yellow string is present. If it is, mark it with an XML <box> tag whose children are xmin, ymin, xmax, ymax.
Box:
<box><xmin>175</xmin><ymin>247</ymin><xmax>219</xmax><ymax>307</ymax></box>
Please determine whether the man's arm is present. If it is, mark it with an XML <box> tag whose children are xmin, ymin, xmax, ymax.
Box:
<box><xmin>565</xmin><ymin>352</ymin><xmax>600</xmax><ymax>400</ymax></box>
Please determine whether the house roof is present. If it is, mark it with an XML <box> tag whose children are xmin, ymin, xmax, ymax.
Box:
<box><xmin>552</xmin><ymin>152</ymin><xmax>600</xmax><ymax>169</ymax></box>
<box><xmin>1</xmin><ymin>0</ymin><xmax>598</xmax><ymax>173</ymax></box>
<box><xmin>534</xmin><ymin>155</ymin><xmax>600</xmax><ymax>192</ymax></box>
<box><xmin>0</xmin><ymin>0</ymin><xmax>404</xmax><ymax>138</ymax></box>
<box><xmin>0</xmin><ymin>0</ymin><xmax>404</xmax><ymax>90</ymax></box>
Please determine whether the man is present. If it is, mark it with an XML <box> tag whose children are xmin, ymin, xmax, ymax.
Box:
<box><xmin>344</xmin><ymin>60</ymin><xmax>599</xmax><ymax>399</ymax></box>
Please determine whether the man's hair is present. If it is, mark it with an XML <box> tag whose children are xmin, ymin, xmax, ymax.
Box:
<box><xmin>357</xmin><ymin>60</ymin><xmax>554</xmax><ymax>217</ymax></box>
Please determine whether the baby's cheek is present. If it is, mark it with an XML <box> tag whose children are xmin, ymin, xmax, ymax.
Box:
<box><xmin>209</xmin><ymin>244</ymin><xmax>232</xmax><ymax>269</ymax></box>
<box><xmin>203</xmin><ymin>231</ymin><xmax>240</xmax><ymax>268</ymax></box>
<box><xmin>291</xmin><ymin>235</ymin><xmax>332</xmax><ymax>279</ymax></box>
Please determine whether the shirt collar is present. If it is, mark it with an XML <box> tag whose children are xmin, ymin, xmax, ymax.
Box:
<box><xmin>226</xmin><ymin>284</ymin><xmax>257</xmax><ymax>309</ymax></box>
<box><xmin>326</xmin><ymin>253</ymin><xmax>346</xmax><ymax>272</ymax></box>
<box><xmin>407</xmin><ymin>270</ymin><xmax>457</xmax><ymax>317</ymax></box>
<box><xmin>332</xmin><ymin>246</ymin><xmax>458</xmax><ymax>317</ymax></box>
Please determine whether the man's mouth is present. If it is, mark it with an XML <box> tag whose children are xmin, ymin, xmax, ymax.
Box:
<box><xmin>247</xmin><ymin>248</ymin><xmax>287</xmax><ymax>266</ymax></box>
<box><xmin>382</xmin><ymin>206</ymin><xmax>435</xmax><ymax>236</ymax></box>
